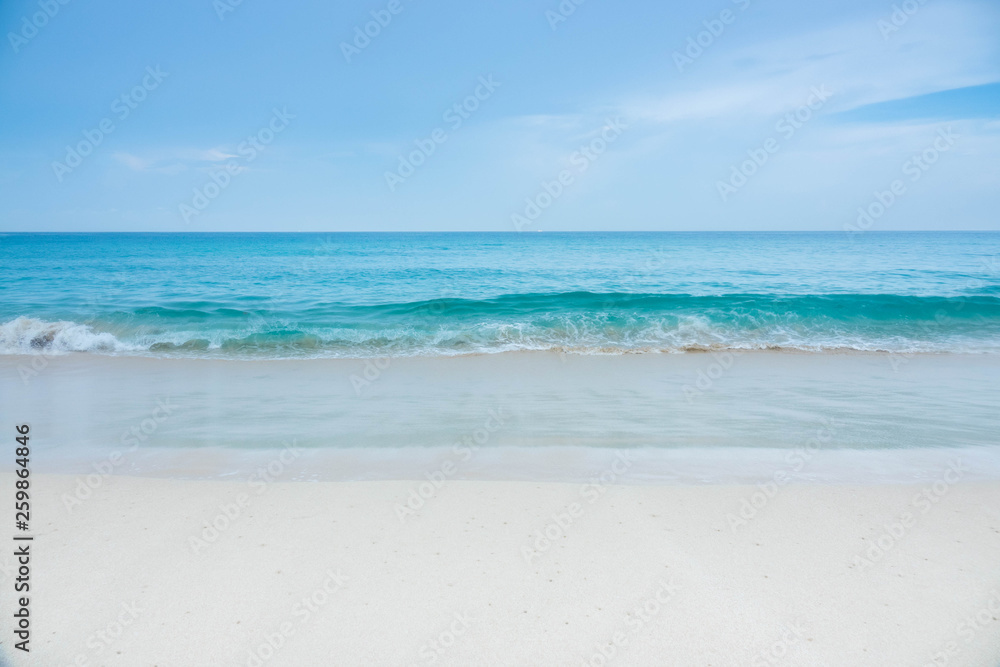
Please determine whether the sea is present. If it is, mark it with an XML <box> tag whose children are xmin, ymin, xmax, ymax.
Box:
<box><xmin>3</xmin><ymin>231</ymin><xmax>999</xmax><ymax>482</ymax></box>
<box><xmin>2</xmin><ymin>231</ymin><xmax>999</xmax><ymax>358</ymax></box>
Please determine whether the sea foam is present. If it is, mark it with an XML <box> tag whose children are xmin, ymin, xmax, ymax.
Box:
<box><xmin>0</xmin><ymin>317</ymin><xmax>133</xmax><ymax>355</ymax></box>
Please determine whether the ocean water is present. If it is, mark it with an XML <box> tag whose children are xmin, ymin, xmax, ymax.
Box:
<box><xmin>1</xmin><ymin>231</ymin><xmax>999</xmax><ymax>358</ymax></box>
<box><xmin>3</xmin><ymin>232</ymin><xmax>1000</xmax><ymax>479</ymax></box>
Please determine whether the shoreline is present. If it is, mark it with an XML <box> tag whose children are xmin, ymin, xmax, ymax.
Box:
<box><xmin>21</xmin><ymin>443</ymin><xmax>1000</xmax><ymax>486</ymax></box>
<box><xmin>5</xmin><ymin>351</ymin><xmax>998</xmax><ymax>484</ymax></box>
<box><xmin>4</xmin><ymin>346</ymin><xmax>995</xmax><ymax>363</ymax></box>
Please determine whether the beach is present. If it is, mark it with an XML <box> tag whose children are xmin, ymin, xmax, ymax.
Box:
<box><xmin>2</xmin><ymin>350</ymin><xmax>1000</xmax><ymax>665</ymax></box>
<box><xmin>3</xmin><ymin>473</ymin><xmax>999</xmax><ymax>666</ymax></box>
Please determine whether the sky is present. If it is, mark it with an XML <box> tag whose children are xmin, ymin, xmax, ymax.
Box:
<box><xmin>0</xmin><ymin>0</ymin><xmax>998</xmax><ymax>232</ymax></box>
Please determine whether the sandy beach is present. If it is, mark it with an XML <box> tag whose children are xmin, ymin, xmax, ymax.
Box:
<box><xmin>3</xmin><ymin>352</ymin><xmax>1000</xmax><ymax>665</ymax></box>
<box><xmin>2</xmin><ymin>473</ymin><xmax>998</xmax><ymax>666</ymax></box>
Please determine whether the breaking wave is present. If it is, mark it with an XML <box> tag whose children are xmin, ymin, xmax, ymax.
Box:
<box><xmin>3</xmin><ymin>292</ymin><xmax>999</xmax><ymax>358</ymax></box>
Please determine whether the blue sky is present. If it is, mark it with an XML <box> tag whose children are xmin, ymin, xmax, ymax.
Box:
<box><xmin>1</xmin><ymin>0</ymin><xmax>998</xmax><ymax>231</ymax></box>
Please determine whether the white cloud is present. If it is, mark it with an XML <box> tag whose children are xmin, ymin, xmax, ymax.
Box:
<box><xmin>113</xmin><ymin>152</ymin><xmax>150</xmax><ymax>171</ymax></box>
<box><xmin>624</xmin><ymin>1</ymin><xmax>1000</xmax><ymax>125</ymax></box>
<box><xmin>110</xmin><ymin>146</ymin><xmax>240</xmax><ymax>174</ymax></box>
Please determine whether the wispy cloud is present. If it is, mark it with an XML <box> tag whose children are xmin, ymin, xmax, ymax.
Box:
<box><xmin>112</xmin><ymin>146</ymin><xmax>241</xmax><ymax>174</ymax></box>
<box><xmin>623</xmin><ymin>2</ymin><xmax>1000</xmax><ymax>126</ymax></box>
<box><xmin>835</xmin><ymin>82</ymin><xmax>1000</xmax><ymax>123</ymax></box>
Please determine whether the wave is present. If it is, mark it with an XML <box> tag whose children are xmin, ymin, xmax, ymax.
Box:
<box><xmin>3</xmin><ymin>292</ymin><xmax>1000</xmax><ymax>358</ymax></box>
<box><xmin>0</xmin><ymin>317</ymin><xmax>138</xmax><ymax>355</ymax></box>
<box><xmin>366</xmin><ymin>291</ymin><xmax>1000</xmax><ymax>316</ymax></box>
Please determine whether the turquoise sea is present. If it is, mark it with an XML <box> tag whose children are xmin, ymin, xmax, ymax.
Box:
<box><xmin>1</xmin><ymin>231</ymin><xmax>999</xmax><ymax>358</ymax></box>
<box><xmin>3</xmin><ymin>232</ymin><xmax>1000</xmax><ymax>480</ymax></box>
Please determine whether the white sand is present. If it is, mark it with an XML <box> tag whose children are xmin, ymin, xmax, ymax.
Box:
<box><xmin>4</xmin><ymin>473</ymin><xmax>1000</xmax><ymax>666</ymax></box>
<box><xmin>4</xmin><ymin>352</ymin><xmax>1000</xmax><ymax>664</ymax></box>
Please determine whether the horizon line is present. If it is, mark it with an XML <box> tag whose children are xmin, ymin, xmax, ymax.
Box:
<box><xmin>2</xmin><ymin>229</ymin><xmax>998</xmax><ymax>234</ymax></box>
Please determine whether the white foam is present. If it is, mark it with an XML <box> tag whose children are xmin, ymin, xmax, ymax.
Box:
<box><xmin>0</xmin><ymin>317</ymin><xmax>134</xmax><ymax>355</ymax></box>
<box><xmin>0</xmin><ymin>315</ymin><xmax>995</xmax><ymax>359</ymax></box>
